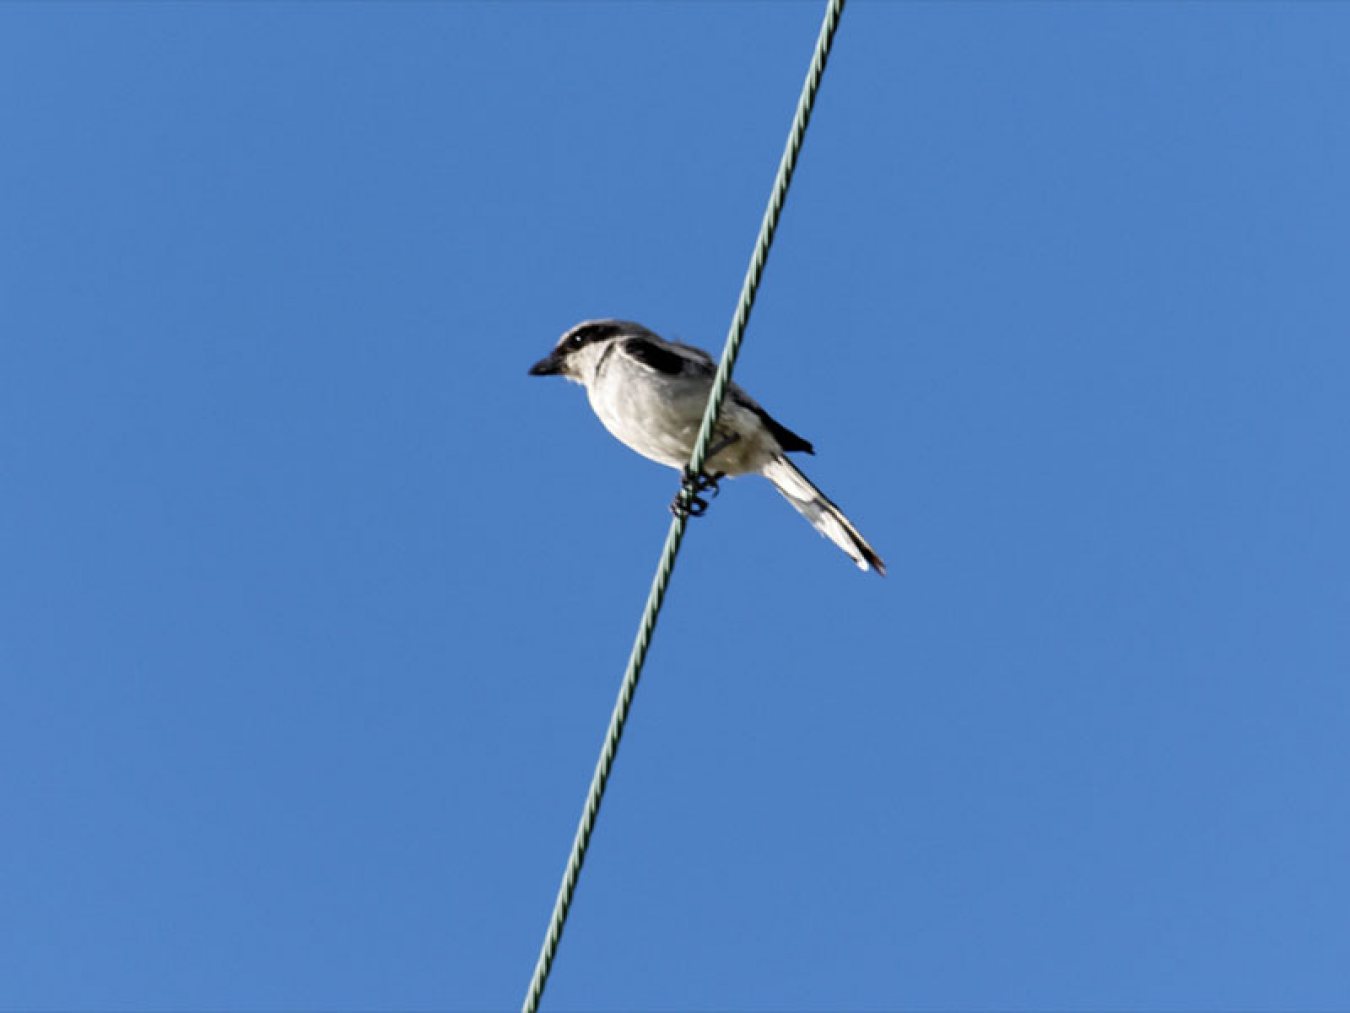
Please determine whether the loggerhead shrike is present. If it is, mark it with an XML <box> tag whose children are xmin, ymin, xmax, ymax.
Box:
<box><xmin>529</xmin><ymin>319</ymin><xmax>885</xmax><ymax>575</ymax></box>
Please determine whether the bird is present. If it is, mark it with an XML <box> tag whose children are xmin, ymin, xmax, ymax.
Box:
<box><xmin>528</xmin><ymin>319</ymin><xmax>885</xmax><ymax>575</ymax></box>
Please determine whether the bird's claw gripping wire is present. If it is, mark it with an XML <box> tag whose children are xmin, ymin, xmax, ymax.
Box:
<box><xmin>671</xmin><ymin>468</ymin><xmax>725</xmax><ymax>518</ymax></box>
<box><xmin>670</xmin><ymin>431</ymin><xmax>739</xmax><ymax>518</ymax></box>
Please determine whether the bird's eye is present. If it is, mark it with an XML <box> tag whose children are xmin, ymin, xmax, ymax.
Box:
<box><xmin>569</xmin><ymin>332</ymin><xmax>586</xmax><ymax>347</ymax></box>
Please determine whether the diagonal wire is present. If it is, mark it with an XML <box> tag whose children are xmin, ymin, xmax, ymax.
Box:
<box><xmin>522</xmin><ymin>2</ymin><xmax>847</xmax><ymax>1010</ymax></box>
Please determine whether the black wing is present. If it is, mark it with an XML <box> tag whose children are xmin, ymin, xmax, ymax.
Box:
<box><xmin>623</xmin><ymin>336</ymin><xmax>709</xmax><ymax>376</ymax></box>
<box><xmin>732</xmin><ymin>389</ymin><xmax>815</xmax><ymax>455</ymax></box>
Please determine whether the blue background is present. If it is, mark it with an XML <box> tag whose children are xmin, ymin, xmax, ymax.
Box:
<box><xmin>2</xmin><ymin>3</ymin><xmax>1348</xmax><ymax>1010</ymax></box>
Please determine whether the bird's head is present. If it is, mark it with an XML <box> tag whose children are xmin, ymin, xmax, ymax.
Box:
<box><xmin>528</xmin><ymin>319</ymin><xmax>649</xmax><ymax>385</ymax></box>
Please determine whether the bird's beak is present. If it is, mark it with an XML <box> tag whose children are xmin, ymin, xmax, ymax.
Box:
<box><xmin>528</xmin><ymin>352</ymin><xmax>564</xmax><ymax>377</ymax></box>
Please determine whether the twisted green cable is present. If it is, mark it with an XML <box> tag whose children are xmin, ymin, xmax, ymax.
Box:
<box><xmin>522</xmin><ymin>2</ymin><xmax>847</xmax><ymax>1009</ymax></box>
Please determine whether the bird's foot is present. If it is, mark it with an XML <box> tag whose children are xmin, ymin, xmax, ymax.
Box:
<box><xmin>704</xmin><ymin>432</ymin><xmax>741</xmax><ymax>462</ymax></box>
<box><xmin>670</xmin><ymin>468</ymin><xmax>725</xmax><ymax>519</ymax></box>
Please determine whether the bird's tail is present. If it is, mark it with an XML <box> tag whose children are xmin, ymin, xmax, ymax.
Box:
<box><xmin>761</xmin><ymin>455</ymin><xmax>886</xmax><ymax>575</ymax></box>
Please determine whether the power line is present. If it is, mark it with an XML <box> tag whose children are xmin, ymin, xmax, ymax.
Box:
<box><xmin>521</xmin><ymin>2</ymin><xmax>847</xmax><ymax>1009</ymax></box>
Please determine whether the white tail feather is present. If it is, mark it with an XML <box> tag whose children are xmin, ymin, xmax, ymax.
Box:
<box><xmin>761</xmin><ymin>455</ymin><xmax>885</xmax><ymax>575</ymax></box>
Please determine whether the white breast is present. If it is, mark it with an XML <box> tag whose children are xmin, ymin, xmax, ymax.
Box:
<box><xmin>585</xmin><ymin>349</ymin><xmax>775</xmax><ymax>475</ymax></box>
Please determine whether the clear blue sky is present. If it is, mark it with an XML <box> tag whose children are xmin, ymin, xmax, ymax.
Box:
<box><xmin>2</xmin><ymin>3</ymin><xmax>1348</xmax><ymax>1010</ymax></box>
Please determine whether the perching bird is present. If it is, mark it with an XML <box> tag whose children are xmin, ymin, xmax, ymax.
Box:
<box><xmin>528</xmin><ymin>319</ymin><xmax>885</xmax><ymax>575</ymax></box>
